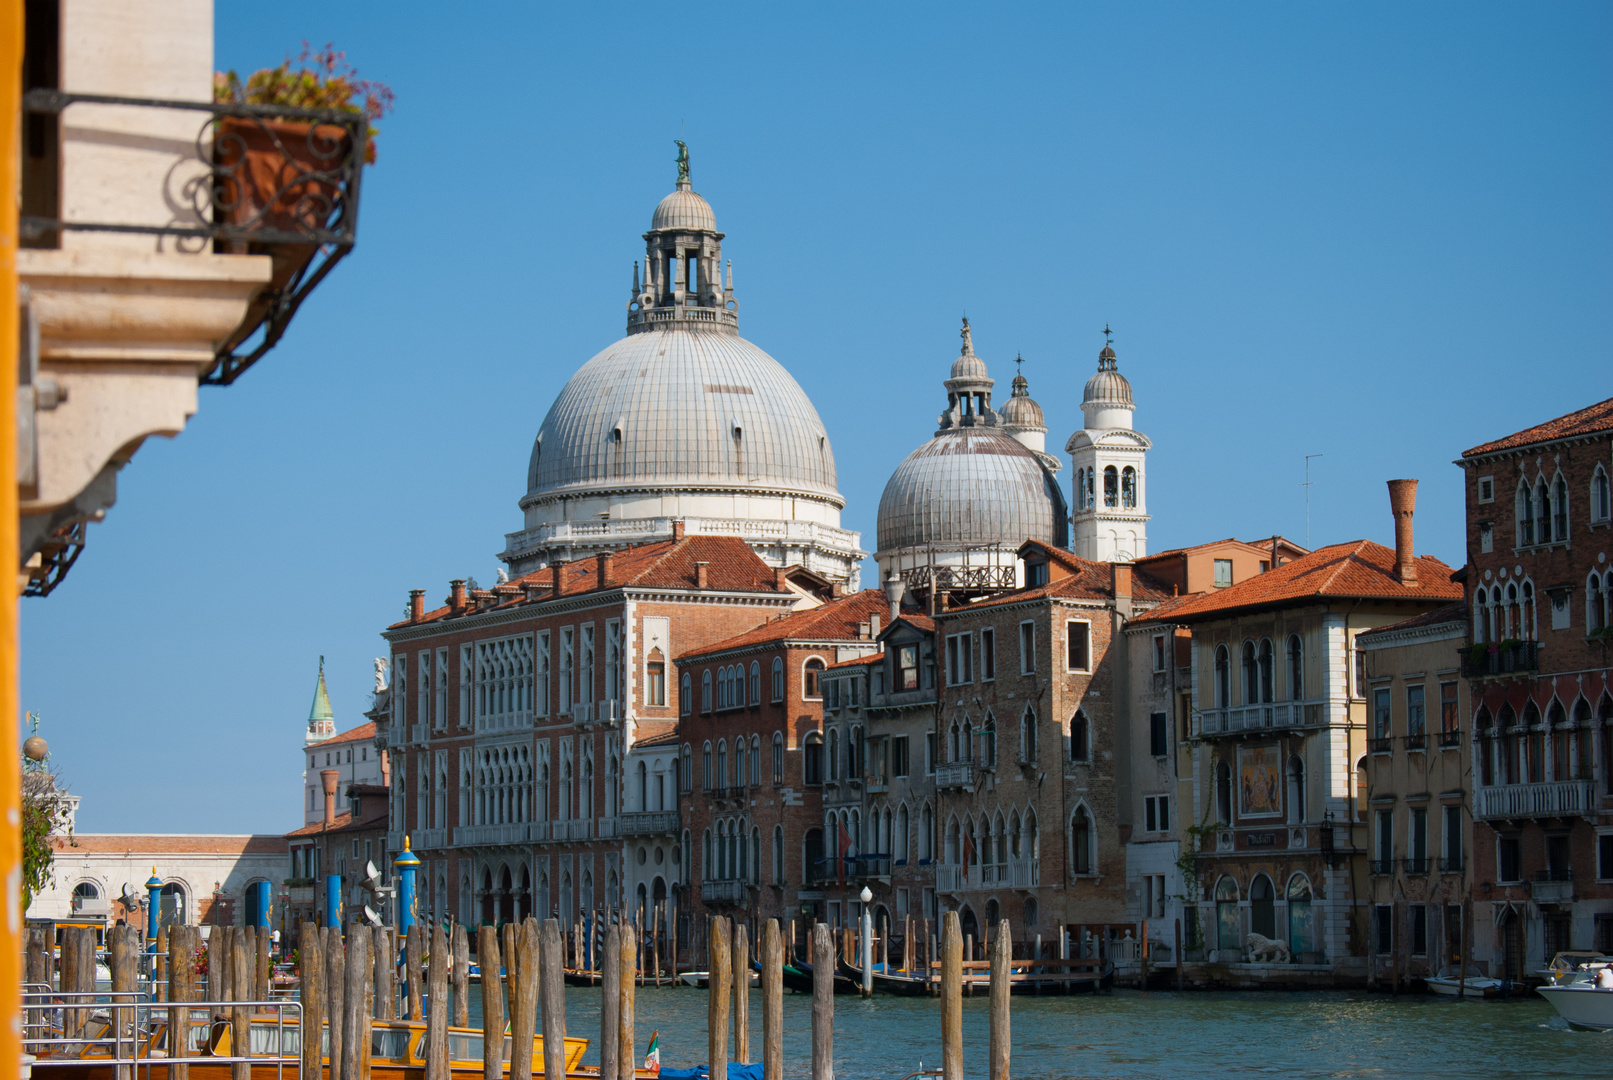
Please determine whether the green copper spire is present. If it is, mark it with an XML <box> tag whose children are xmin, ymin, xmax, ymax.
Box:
<box><xmin>307</xmin><ymin>655</ymin><xmax>335</xmax><ymax>740</ymax></box>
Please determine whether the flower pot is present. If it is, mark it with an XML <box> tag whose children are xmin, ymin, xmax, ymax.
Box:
<box><xmin>213</xmin><ymin>117</ymin><xmax>352</xmax><ymax>346</ymax></box>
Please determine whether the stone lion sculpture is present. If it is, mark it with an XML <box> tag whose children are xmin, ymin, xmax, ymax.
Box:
<box><xmin>1245</xmin><ymin>932</ymin><xmax>1291</xmax><ymax>964</ymax></box>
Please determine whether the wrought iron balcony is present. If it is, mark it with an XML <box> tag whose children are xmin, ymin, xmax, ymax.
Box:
<box><xmin>1437</xmin><ymin>730</ymin><xmax>1462</xmax><ymax>749</ymax></box>
<box><xmin>1404</xmin><ymin>733</ymin><xmax>1427</xmax><ymax>751</ymax></box>
<box><xmin>1459</xmin><ymin>641</ymin><xmax>1541</xmax><ymax>679</ymax></box>
<box><xmin>1369</xmin><ymin>737</ymin><xmax>1393</xmax><ymax>754</ymax></box>
<box><xmin>1476</xmin><ymin>780</ymin><xmax>1595</xmax><ymax>821</ymax></box>
<box><xmin>1402</xmin><ymin>856</ymin><xmax>1429</xmax><ymax>875</ymax></box>
<box><xmin>1439</xmin><ymin>855</ymin><xmax>1464</xmax><ymax>874</ymax></box>
<box><xmin>1369</xmin><ymin>859</ymin><xmax>1395</xmax><ymax>876</ymax></box>
<box><xmin>21</xmin><ymin>88</ymin><xmax>365</xmax><ymax>386</ymax></box>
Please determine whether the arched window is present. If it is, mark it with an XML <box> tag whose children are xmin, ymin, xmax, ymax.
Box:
<box><xmin>1522</xmin><ymin>580</ymin><xmax>1536</xmax><ymax>639</ymax></box>
<box><xmin>1593</xmin><ymin>465</ymin><xmax>1612</xmax><ymax>524</ymax></box>
<box><xmin>921</xmin><ymin>804</ymin><xmax>934</xmax><ymax>861</ymax></box>
<box><xmin>983</xmin><ymin>713</ymin><xmax>997</xmax><ymax>767</ymax></box>
<box><xmin>1020</xmin><ymin>707</ymin><xmax>1037</xmax><ymax>763</ymax></box>
<box><xmin>771</xmin><ymin>657</ymin><xmax>785</xmax><ymax>702</ymax></box>
<box><xmin>1553</xmin><ymin>474</ymin><xmax>1569</xmax><ymax>540</ymax></box>
<box><xmin>1287</xmin><ymin>875</ymin><xmax>1314</xmax><ymax>957</ymax></box>
<box><xmin>1071</xmin><ymin>806</ymin><xmax>1092</xmax><ymax>874</ymax></box>
<box><xmin>636</xmin><ymin>760</ymin><xmax>648</xmax><ymax>810</ymax></box>
<box><xmin>1075</xmin><ymin>468</ymin><xmax>1086</xmax><ymax>511</ymax></box>
<box><xmin>1070</xmin><ymin>710</ymin><xmax>1089</xmax><ymax>763</ymax></box>
<box><xmin>945</xmin><ymin>816</ymin><xmax>960</xmax><ymax>864</ymax></box>
<box><xmin>1287</xmin><ymin>755</ymin><xmax>1306</xmax><ymax>824</ymax></box>
<box><xmin>750</xmin><ymin>661</ymin><xmax>761</xmax><ymax>704</ymax></box>
<box><xmin>1286</xmin><ymin>635</ymin><xmax>1304</xmax><ymax>700</ymax></box>
<box><xmin>773</xmin><ymin>824</ymin><xmax>785</xmax><ymax>884</ymax></box>
<box><xmin>803</xmin><ymin>658</ymin><xmax>825</xmax><ymax>700</ymax></box>
<box><xmin>701</xmin><ymin>671</ymin><xmax>713</xmax><ymax>714</ymax></box>
<box><xmin>1216</xmin><ymin>760</ymin><xmax>1233</xmax><ymax>824</ymax></box>
<box><xmin>1103</xmin><ymin>466</ymin><xmax>1119</xmax><ymax>507</ymax></box>
<box><xmin>1250</xmin><ymin>874</ymin><xmax>1275</xmax><ymax>939</ymax></box>
<box><xmin>681</xmin><ymin>672</ymin><xmax>692</xmax><ymax>716</ymax></box>
<box><xmin>897</xmin><ymin>804</ymin><xmax>910</xmax><ymax>862</ymax></box>
<box><xmin>1215</xmin><ymin>645</ymin><xmax>1231</xmax><ymax>708</ymax></box>
<box><xmin>771</xmin><ymin>732</ymin><xmax>784</xmax><ymax>783</ymax></box>
<box><xmin>716</xmin><ymin>739</ymin><xmax>728</xmax><ymax>790</ymax></box>
<box><xmin>680</xmin><ymin>744</ymin><xmax>692</xmax><ymax>794</ymax></box>
<box><xmin>803</xmin><ymin>733</ymin><xmax>823</xmax><ymax>785</ymax></box>
<box><xmin>1355</xmin><ymin>756</ymin><xmax>1368</xmax><ymax>820</ymax></box>
<box><xmin>703</xmin><ymin>829</ymin><xmax>713</xmax><ymax>879</ymax></box>
<box><xmin>1588</xmin><ymin>572</ymin><xmax>1607</xmax><ymax>632</ymax></box>
<box><xmin>701</xmin><ymin>742</ymin><xmax>713</xmax><ymax>791</ymax></box>
<box><xmin>1257</xmin><ymin>638</ymin><xmax>1274</xmax><ymax>703</ymax></box>
<box><xmin>827</xmin><ymin>728</ymin><xmax>839</xmax><ymax>781</ymax></box>
<box><xmin>1535</xmin><ymin>479</ymin><xmax>1551</xmax><ymax>544</ymax></box>
<box><xmin>750</xmin><ymin>735</ymin><xmax>761</xmax><ymax>785</ymax></box>
<box><xmin>735</xmin><ymin>740</ymin><xmax>748</xmax><ymax>790</ymax></box>
<box><xmin>1084</xmin><ymin>467</ymin><xmax>1095</xmax><ymax>510</ymax></box>
<box><xmin>1241</xmin><ymin>640</ymin><xmax>1258</xmax><ymax>704</ymax></box>
<box><xmin>1216</xmin><ymin>877</ymin><xmax>1241</xmax><ymax>950</ymax></box>
<box><xmin>1121</xmin><ymin>466</ymin><xmax>1137</xmax><ymax>508</ymax></box>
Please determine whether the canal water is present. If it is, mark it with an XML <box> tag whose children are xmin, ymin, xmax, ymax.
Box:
<box><xmin>461</xmin><ymin>984</ymin><xmax>1609</xmax><ymax>1080</ymax></box>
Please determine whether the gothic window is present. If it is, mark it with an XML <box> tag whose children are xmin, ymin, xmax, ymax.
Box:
<box><xmin>701</xmin><ymin>742</ymin><xmax>712</xmax><ymax>791</ymax></box>
<box><xmin>1241</xmin><ymin>640</ymin><xmax>1258</xmax><ymax>704</ymax></box>
<box><xmin>1593</xmin><ymin>465</ymin><xmax>1611</xmax><ymax>523</ymax></box>
<box><xmin>1020</xmin><ymin>707</ymin><xmax>1037</xmax><ymax>763</ymax></box>
<box><xmin>1121</xmin><ymin>466</ymin><xmax>1137</xmax><ymax>508</ymax></box>
<box><xmin>771</xmin><ymin>657</ymin><xmax>785</xmax><ymax>702</ymax></box>
<box><xmin>1071</xmin><ymin>806</ymin><xmax>1092</xmax><ymax>874</ymax></box>
<box><xmin>1287</xmin><ymin>635</ymin><xmax>1304</xmax><ymax>700</ymax></box>
<box><xmin>717</xmin><ymin>740</ymin><xmax>728</xmax><ymax>790</ymax></box>
<box><xmin>750</xmin><ymin>661</ymin><xmax>761</xmax><ymax>704</ymax></box>
<box><xmin>1215</xmin><ymin>645</ymin><xmax>1231</xmax><ymax>708</ymax></box>
<box><xmin>1216</xmin><ymin>760</ymin><xmax>1233</xmax><ymax>824</ymax></box>
<box><xmin>982</xmin><ymin>713</ymin><xmax>997</xmax><ymax>767</ymax></box>
<box><xmin>1535</xmin><ymin>479</ymin><xmax>1551</xmax><ymax>544</ymax></box>
<box><xmin>1522</xmin><ymin>580</ymin><xmax>1536</xmax><ymax>638</ymax></box>
<box><xmin>828</xmin><ymin>729</ymin><xmax>839</xmax><ymax>781</ymax></box>
<box><xmin>1069</xmin><ymin>710</ymin><xmax>1089</xmax><ymax>763</ymax></box>
<box><xmin>680</xmin><ymin>744</ymin><xmax>692</xmax><ymax>794</ymax></box>
<box><xmin>1588</xmin><ymin>572</ymin><xmax>1607</xmax><ymax>631</ymax></box>
<box><xmin>772</xmin><ymin>732</ymin><xmax>784</xmax><ymax>783</ymax></box>
<box><xmin>750</xmin><ymin>735</ymin><xmax>761</xmax><ymax>786</ymax></box>
<box><xmin>1553</xmin><ymin>475</ymin><xmax>1569</xmax><ymax>541</ymax></box>
<box><xmin>701</xmin><ymin>670</ymin><xmax>712</xmax><ymax>714</ymax></box>
<box><xmin>1257</xmin><ymin>638</ymin><xmax>1274</xmax><ymax>703</ymax></box>
<box><xmin>1103</xmin><ymin>466</ymin><xmax>1119</xmax><ymax>507</ymax></box>
<box><xmin>680</xmin><ymin>672</ymin><xmax>691</xmax><ymax>715</ymax></box>
<box><xmin>735</xmin><ymin>740</ymin><xmax>748</xmax><ymax>790</ymax></box>
<box><xmin>1517</xmin><ymin>482</ymin><xmax>1534</xmax><ymax>546</ymax></box>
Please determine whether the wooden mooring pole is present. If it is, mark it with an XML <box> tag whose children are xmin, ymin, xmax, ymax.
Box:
<box><xmin>1175</xmin><ymin>919</ymin><xmax>1183</xmax><ymax>992</ymax></box>
<box><xmin>453</xmin><ymin>926</ymin><xmax>470</xmax><ymax>1028</ymax></box>
<box><xmin>343</xmin><ymin>928</ymin><xmax>372</xmax><ymax>1080</ymax></box>
<box><xmin>509</xmin><ymin>921</ymin><xmax>536</xmax><ymax>1080</ymax></box>
<box><xmin>617</xmin><ymin>914</ymin><xmax>636</xmax><ymax>1080</ymax></box>
<box><xmin>708</xmin><ymin>917</ymin><xmax>730</xmax><ymax>1080</ymax></box>
<box><xmin>326</xmin><ymin>927</ymin><xmax>346</xmax><ymax>1080</ymax></box>
<box><xmin>541</xmin><ymin>920</ymin><xmax>567</xmax><ymax>1080</ymax></box>
<box><xmin>988</xmin><ymin>919</ymin><xmax>1009</xmax><ymax>1080</ymax></box>
<box><xmin>374</xmin><ymin>928</ymin><xmax>395</xmax><ymax>1022</ymax></box>
<box><xmin>477</xmin><ymin>926</ymin><xmax>503</xmax><ymax>1080</ymax></box>
<box><xmin>941</xmin><ymin>911</ymin><xmax>962</xmax><ymax>1080</ymax></box>
<box><xmin>231</xmin><ymin>928</ymin><xmax>252</xmax><ymax>1080</ymax></box>
<box><xmin>762</xmin><ymin>919</ymin><xmax>783</xmax><ymax>1080</ymax></box>
<box><xmin>811</xmin><ymin>923</ymin><xmax>834</xmax><ymax>1080</ymax></box>
<box><xmin>732</xmin><ymin>920</ymin><xmax>749</xmax><ymax>1065</ymax></box>
<box><xmin>298</xmin><ymin>925</ymin><xmax>323</xmax><ymax>1080</ymax></box>
<box><xmin>600</xmin><ymin>923</ymin><xmax>620</xmax><ymax>1080</ymax></box>
<box><xmin>406</xmin><ymin>925</ymin><xmax>424</xmax><ymax>1021</ymax></box>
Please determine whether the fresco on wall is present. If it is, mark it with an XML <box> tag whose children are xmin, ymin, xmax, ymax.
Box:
<box><xmin>1238</xmin><ymin>746</ymin><xmax>1282</xmax><ymax>817</ymax></box>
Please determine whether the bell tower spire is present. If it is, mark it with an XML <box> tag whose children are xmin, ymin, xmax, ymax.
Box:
<box><xmin>1066</xmin><ymin>331</ymin><xmax>1151</xmax><ymax>562</ymax></box>
<box><xmin>628</xmin><ymin>143</ymin><xmax>737</xmax><ymax>335</ymax></box>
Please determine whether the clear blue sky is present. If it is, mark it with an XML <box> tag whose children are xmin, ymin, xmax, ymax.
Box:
<box><xmin>24</xmin><ymin>3</ymin><xmax>1610</xmax><ymax>833</ymax></box>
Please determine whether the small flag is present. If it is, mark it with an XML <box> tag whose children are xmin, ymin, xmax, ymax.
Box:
<box><xmin>644</xmin><ymin>1030</ymin><xmax>660</xmax><ymax>1074</ymax></box>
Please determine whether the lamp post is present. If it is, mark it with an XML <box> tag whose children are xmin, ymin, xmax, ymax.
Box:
<box><xmin>145</xmin><ymin>869</ymin><xmax>162</xmax><ymax>951</ymax></box>
<box><xmin>860</xmin><ymin>885</ymin><xmax>873</xmax><ymax>998</ymax></box>
<box><xmin>393</xmin><ymin>837</ymin><xmax>420</xmax><ymax>935</ymax></box>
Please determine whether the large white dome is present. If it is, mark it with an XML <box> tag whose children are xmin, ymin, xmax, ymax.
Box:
<box><xmin>524</xmin><ymin>327</ymin><xmax>841</xmax><ymax>505</ymax></box>
<box><xmin>877</xmin><ymin>431</ymin><xmax>1059</xmax><ymax>552</ymax></box>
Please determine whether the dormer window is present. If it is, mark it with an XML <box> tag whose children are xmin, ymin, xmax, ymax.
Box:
<box><xmin>1027</xmin><ymin>561</ymin><xmax>1049</xmax><ymax>587</ymax></box>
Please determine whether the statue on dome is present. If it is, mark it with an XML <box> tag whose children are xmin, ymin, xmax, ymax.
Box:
<box><xmin>960</xmin><ymin>316</ymin><xmax>974</xmax><ymax>356</ymax></box>
<box><xmin>674</xmin><ymin>140</ymin><xmax>690</xmax><ymax>184</ymax></box>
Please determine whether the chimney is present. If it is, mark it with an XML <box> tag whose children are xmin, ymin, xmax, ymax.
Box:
<box><xmin>409</xmin><ymin>589</ymin><xmax>425</xmax><ymax>622</ymax></box>
<box><xmin>870</xmin><ymin>612</ymin><xmax>881</xmax><ymax>639</ymax></box>
<box><xmin>1387</xmin><ymin>479</ymin><xmax>1419</xmax><ymax>585</ymax></box>
<box><xmin>449</xmin><ymin>579</ymin><xmax>467</xmax><ymax>613</ymax></box>
<box><xmin>1112</xmin><ymin>563</ymin><xmax>1133</xmax><ymax>619</ymax></box>
<box><xmin>596</xmin><ymin>552</ymin><xmax>614</xmax><ymax>588</ymax></box>
<box><xmin>672</xmin><ymin>519</ymin><xmax>686</xmax><ymax>542</ymax></box>
<box><xmin>378</xmin><ymin>748</ymin><xmax>391</xmax><ymax>789</ymax></box>
<box><xmin>551</xmin><ymin>562</ymin><xmax>564</xmax><ymax>598</ymax></box>
<box><xmin>884</xmin><ymin>572</ymin><xmax>905</xmax><ymax>623</ymax></box>
<box><xmin>774</xmin><ymin>566</ymin><xmax>790</xmax><ymax>592</ymax></box>
<box><xmin>320</xmin><ymin>769</ymin><xmax>340</xmax><ymax>826</ymax></box>
<box><xmin>695</xmin><ymin>561</ymin><xmax>710</xmax><ymax>589</ymax></box>
<box><xmin>1270</xmin><ymin>536</ymin><xmax>1279</xmax><ymax>571</ymax></box>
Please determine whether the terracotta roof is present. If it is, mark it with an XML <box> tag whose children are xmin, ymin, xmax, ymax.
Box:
<box><xmin>1134</xmin><ymin>540</ymin><xmax>1461</xmax><ymax>623</ymax></box>
<box><xmin>679</xmin><ymin>590</ymin><xmax>888</xmax><ymax>659</ymax></box>
<box><xmin>391</xmin><ymin>536</ymin><xmax>785</xmax><ymax>628</ymax></box>
<box><xmin>1357</xmin><ymin>601</ymin><xmax>1469</xmax><ymax>641</ymax></box>
<box><xmin>825</xmin><ymin>655</ymin><xmax>876</xmax><ymax>670</ymax></box>
<box><xmin>57</xmin><ymin>834</ymin><xmax>289</xmax><ymax>854</ymax></box>
<box><xmin>1463</xmin><ymin>397</ymin><xmax>1613</xmax><ymax>457</ymax></box>
<box><xmin>970</xmin><ymin>545</ymin><xmax>1173</xmax><ymax>610</ymax></box>
<box><xmin>884</xmin><ymin>612</ymin><xmax>936</xmax><ymax>635</ymax></box>
<box><xmin>631</xmin><ymin>723</ymin><xmax>680</xmax><ymax>749</ymax></box>
<box><xmin>320</xmin><ymin>722</ymin><xmax>376</xmax><ymax>747</ymax></box>
<box><xmin>1138</xmin><ymin>536</ymin><xmax>1309</xmax><ymax>562</ymax></box>
<box><xmin>285</xmin><ymin>801</ymin><xmax>389</xmax><ymax>839</ymax></box>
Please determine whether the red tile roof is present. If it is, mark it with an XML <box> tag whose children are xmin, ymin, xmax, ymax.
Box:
<box><xmin>285</xmin><ymin>800</ymin><xmax>389</xmax><ymax>839</ymax></box>
<box><xmin>320</xmin><ymin>722</ymin><xmax>377</xmax><ymax>747</ymax></box>
<box><xmin>1133</xmin><ymin>540</ymin><xmax>1461</xmax><ymax>623</ymax></box>
<box><xmin>632</xmin><ymin>723</ymin><xmax>680</xmax><ymax>748</ymax></box>
<box><xmin>391</xmin><ymin>536</ymin><xmax>785</xmax><ymax>628</ymax></box>
<box><xmin>1357</xmin><ymin>601</ymin><xmax>1469</xmax><ymax>641</ymax></box>
<box><xmin>58</xmin><ymin>834</ymin><xmax>289</xmax><ymax>854</ymax></box>
<box><xmin>1463</xmin><ymin>397</ymin><xmax>1613</xmax><ymax>457</ymax></box>
<box><xmin>826</xmin><ymin>654</ymin><xmax>876</xmax><ymax>670</ymax></box>
<box><xmin>971</xmin><ymin>544</ymin><xmax>1173</xmax><ymax>610</ymax></box>
<box><xmin>679</xmin><ymin>590</ymin><xmax>889</xmax><ymax>659</ymax></box>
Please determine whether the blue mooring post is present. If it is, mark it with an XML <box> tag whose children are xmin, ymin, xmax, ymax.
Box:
<box><xmin>145</xmin><ymin>869</ymin><xmax>162</xmax><ymax>953</ymax></box>
<box><xmin>250</xmin><ymin>881</ymin><xmax>272</xmax><ymax>930</ymax></box>
<box><xmin>394</xmin><ymin>837</ymin><xmax>420</xmax><ymax>935</ymax></box>
<box><xmin>325</xmin><ymin>874</ymin><xmax>342</xmax><ymax>930</ymax></box>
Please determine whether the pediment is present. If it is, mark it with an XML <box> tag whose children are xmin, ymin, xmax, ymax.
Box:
<box><xmin>1065</xmin><ymin>428</ymin><xmax>1152</xmax><ymax>453</ymax></box>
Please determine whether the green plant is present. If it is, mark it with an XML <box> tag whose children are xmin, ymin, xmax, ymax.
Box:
<box><xmin>215</xmin><ymin>42</ymin><xmax>395</xmax><ymax>163</ymax></box>
<box><xmin>1466</xmin><ymin>642</ymin><xmax>1491</xmax><ymax>665</ymax></box>
<box><xmin>20</xmin><ymin>713</ymin><xmax>72</xmax><ymax>914</ymax></box>
<box><xmin>1588</xmin><ymin>625</ymin><xmax>1613</xmax><ymax>644</ymax></box>
<box><xmin>1175</xmin><ymin>801</ymin><xmax>1216</xmax><ymax>903</ymax></box>
<box><xmin>1498</xmin><ymin>638</ymin><xmax>1523</xmax><ymax>653</ymax></box>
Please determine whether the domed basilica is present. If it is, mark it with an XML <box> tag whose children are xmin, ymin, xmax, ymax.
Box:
<box><xmin>501</xmin><ymin>153</ymin><xmax>866</xmax><ymax>586</ymax></box>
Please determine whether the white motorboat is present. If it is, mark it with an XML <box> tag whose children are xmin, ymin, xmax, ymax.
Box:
<box><xmin>1536</xmin><ymin>958</ymin><xmax>1613</xmax><ymax>1030</ymax></box>
<box><xmin>1425</xmin><ymin>963</ymin><xmax>1505</xmax><ymax>999</ymax></box>
<box><xmin>678</xmin><ymin>970</ymin><xmax>759</xmax><ymax>989</ymax></box>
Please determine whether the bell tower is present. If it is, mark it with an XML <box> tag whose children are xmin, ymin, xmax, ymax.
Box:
<box><xmin>1066</xmin><ymin>332</ymin><xmax>1151</xmax><ymax>562</ymax></box>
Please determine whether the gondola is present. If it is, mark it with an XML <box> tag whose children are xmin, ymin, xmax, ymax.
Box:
<box><xmin>770</xmin><ymin>958</ymin><xmax>857</xmax><ymax>996</ymax></box>
<box><xmin>838</xmin><ymin>957</ymin><xmax>932</xmax><ymax>997</ymax></box>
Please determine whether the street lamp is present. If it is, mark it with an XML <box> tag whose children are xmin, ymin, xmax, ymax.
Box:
<box><xmin>859</xmin><ymin>885</ymin><xmax>873</xmax><ymax>997</ymax></box>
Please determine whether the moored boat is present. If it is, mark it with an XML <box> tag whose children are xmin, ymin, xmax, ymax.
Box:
<box><xmin>1424</xmin><ymin>964</ymin><xmax>1504</xmax><ymax>999</ymax></box>
<box><xmin>1536</xmin><ymin>958</ymin><xmax>1613</xmax><ymax>1030</ymax></box>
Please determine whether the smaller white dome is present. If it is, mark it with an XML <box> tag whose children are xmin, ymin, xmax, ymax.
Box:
<box><xmin>951</xmin><ymin>352</ymin><xmax>989</xmax><ymax>380</ymax></box>
<box><xmin>651</xmin><ymin>186</ymin><xmax>717</xmax><ymax>233</ymax></box>
<box><xmin>1082</xmin><ymin>345</ymin><xmax>1133</xmax><ymax>407</ymax></box>
<box><xmin>1000</xmin><ymin>372</ymin><xmax>1045</xmax><ymax>431</ymax></box>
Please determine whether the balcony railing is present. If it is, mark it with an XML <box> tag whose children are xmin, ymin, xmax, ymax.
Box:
<box><xmin>700</xmin><ymin>879</ymin><xmax>749</xmax><ymax>905</ymax></box>
<box><xmin>1404</xmin><ymin>733</ymin><xmax>1427</xmax><ymax>751</ymax></box>
<box><xmin>1439</xmin><ymin>855</ymin><xmax>1464</xmax><ymax>874</ymax></box>
<box><xmin>572</xmin><ymin>702</ymin><xmax>594</xmax><ymax>725</ymax></box>
<box><xmin>413</xmin><ymin>828</ymin><xmax>447</xmax><ymax>851</ymax></box>
<box><xmin>935</xmin><ymin>865</ymin><xmax>964</xmax><ymax>893</ymax></box>
<box><xmin>1476</xmin><ymin>780</ymin><xmax>1595</xmax><ymax>821</ymax></box>
<box><xmin>1403</xmin><ymin>856</ymin><xmax>1429</xmax><ymax>875</ymax></box>
<box><xmin>1437</xmin><ymin>730</ymin><xmax>1461</xmax><ymax>749</ymax></box>
<box><xmin>1198</xmin><ymin>700</ymin><xmax>1324</xmax><ymax>736</ymax></box>
<box><xmin>1369</xmin><ymin>859</ymin><xmax>1394</xmax><ymax>875</ymax></box>
<box><xmin>620</xmin><ymin>811</ymin><xmax>679</xmax><ymax>836</ymax></box>
<box><xmin>935</xmin><ymin>761</ymin><xmax>976</xmax><ymax>790</ymax></box>
<box><xmin>1459</xmin><ymin>641</ymin><xmax>1541</xmax><ymax>678</ymax></box>
<box><xmin>1010</xmin><ymin>859</ymin><xmax>1039</xmax><ymax>889</ymax></box>
<box><xmin>453</xmin><ymin>822</ymin><xmax>542</xmax><ymax>847</ymax></box>
<box><xmin>1370</xmin><ymin>737</ymin><xmax>1393</xmax><ymax>754</ymax></box>
<box><xmin>1531</xmin><ymin>871</ymin><xmax>1574</xmax><ymax>904</ymax></box>
<box><xmin>865</xmin><ymin>775</ymin><xmax>890</xmax><ymax>794</ymax></box>
<box><xmin>21</xmin><ymin>88</ymin><xmax>364</xmax><ymax>386</ymax></box>
<box><xmin>555</xmin><ymin>819</ymin><xmax>592</xmax><ymax>841</ymax></box>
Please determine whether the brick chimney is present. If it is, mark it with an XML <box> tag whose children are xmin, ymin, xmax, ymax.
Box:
<box><xmin>596</xmin><ymin>552</ymin><xmax>614</xmax><ymax>588</ymax></box>
<box><xmin>1387</xmin><ymin>479</ymin><xmax>1419</xmax><ymax>585</ymax></box>
<box><xmin>551</xmin><ymin>562</ymin><xmax>564</xmax><ymax>598</ymax></box>
<box><xmin>320</xmin><ymin>769</ymin><xmax>340</xmax><ymax>826</ymax></box>
<box><xmin>695</xmin><ymin>561</ymin><xmax>710</xmax><ymax>589</ymax></box>
<box><xmin>1112</xmin><ymin>563</ymin><xmax>1133</xmax><ymax>619</ymax></box>
<box><xmin>449</xmin><ymin>579</ymin><xmax>467</xmax><ymax>613</ymax></box>
<box><xmin>869</xmin><ymin>612</ymin><xmax>881</xmax><ymax>639</ymax></box>
<box><xmin>774</xmin><ymin>566</ymin><xmax>790</xmax><ymax>592</ymax></box>
<box><xmin>409</xmin><ymin>589</ymin><xmax>425</xmax><ymax>623</ymax></box>
<box><xmin>672</xmin><ymin>519</ymin><xmax>686</xmax><ymax>541</ymax></box>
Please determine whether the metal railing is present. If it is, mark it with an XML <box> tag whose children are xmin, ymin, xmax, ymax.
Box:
<box><xmin>1437</xmin><ymin>729</ymin><xmax>1461</xmax><ymax>749</ymax></box>
<box><xmin>1369</xmin><ymin>859</ymin><xmax>1394</xmax><ymax>875</ymax></box>
<box><xmin>21</xmin><ymin>89</ymin><xmax>364</xmax><ymax>386</ymax></box>
<box><xmin>1402</xmin><ymin>856</ymin><xmax>1429</xmax><ymax>874</ymax></box>
<box><xmin>1369</xmin><ymin>737</ymin><xmax>1393</xmax><ymax>754</ymax></box>
<box><xmin>1438</xmin><ymin>855</ymin><xmax>1464</xmax><ymax>873</ymax></box>
<box><xmin>1459</xmin><ymin>641</ymin><xmax>1541</xmax><ymax>678</ymax></box>
<box><xmin>1404</xmin><ymin>732</ymin><xmax>1427</xmax><ymax>751</ymax></box>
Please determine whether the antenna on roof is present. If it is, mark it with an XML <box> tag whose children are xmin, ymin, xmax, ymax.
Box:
<box><xmin>1302</xmin><ymin>453</ymin><xmax>1324</xmax><ymax>548</ymax></box>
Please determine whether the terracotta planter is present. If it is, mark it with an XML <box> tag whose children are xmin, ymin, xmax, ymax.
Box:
<box><xmin>213</xmin><ymin>117</ymin><xmax>352</xmax><ymax>345</ymax></box>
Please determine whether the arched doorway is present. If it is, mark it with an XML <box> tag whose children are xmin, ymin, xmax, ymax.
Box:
<box><xmin>1250</xmin><ymin>875</ymin><xmax>1275</xmax><ymax>939</ymax></box>
<box><xmin>1286</xmin><ymin>875</ymin><xmax>1314</xmax><ymax>960</ymax></box>
<box><xmin>1216</xmin><ymin>877</ymin><xmax>1241</xmax><ymax>951</ymax></box>
<box><xmin>499</xmin><ymin>866</ymin><xmax>513</xmax><ymax>924</ymax></box>
<box><xmin>959</xmin><ymin>906</ymin><xmax>979</xmax><ymax>946</ymax></box>
<box><xmin>804</xmin><ymin>828</ymin><xmax>824</xmax><ymax>885</ymax></box>
<box><xmin>1499</xmin><ymin>908</ymin><xmax>1524</xmax><ymax>982</ymax></box>
<box><xmin>158</xmin><ymin>883</ymin><xmax>186</xmax><ymax>928</ymax></box>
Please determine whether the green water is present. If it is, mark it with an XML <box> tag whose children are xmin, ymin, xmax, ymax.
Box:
<box><xmin>459</xmin><ymin>984</ymin><xmax>1609</xmax><ymax>1080</ymax></box>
